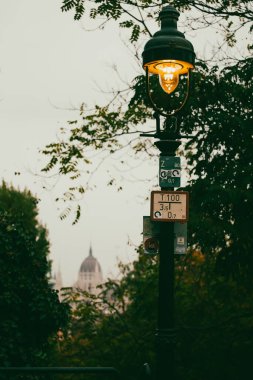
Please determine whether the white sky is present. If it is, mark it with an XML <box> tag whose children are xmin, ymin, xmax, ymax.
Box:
<box><xmin>0</xmin><ymin>0</ymin><xmax>155</xmax><ymax>285</ymax></box>
<box><xmin>0</xmin><ymin>1</ymin><xmax>241</xmax><ymax>285</ymax></box>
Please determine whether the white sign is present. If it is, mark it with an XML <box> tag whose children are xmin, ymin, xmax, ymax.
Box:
<box><xmin>151</xmin><ymin>191</ymin><xmax>189</xmax><ymax>222</ymax></box>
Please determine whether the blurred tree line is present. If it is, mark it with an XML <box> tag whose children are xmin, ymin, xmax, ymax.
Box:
<box><xmin>53</xmin><ymin>247</ymin><xmax>253</xmax><ymax>380</ymax></box>
<box><xmin>0</xmin><ymin>182</ymin><xmax>70</xmax><ymax>367</ymax></box>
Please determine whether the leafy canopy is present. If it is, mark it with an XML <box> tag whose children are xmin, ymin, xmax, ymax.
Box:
<box><xmin>55</xmin><ymin>247</ymin><xmax>253</xmax><ymax>380</ymax></box>
<box><xmin>0</xmin><ymin>182</ymin><xmax>70</xmax><ymax>366</ymax></box>
<box><xmin>41</xmin><ymin>1</ymin><xmax>253</xmax><ymax>274</ymax></box>
<box><xmin>61</xmin><ymin>0</ymin><xmax>253</xmax><ymax>49</ymax></box>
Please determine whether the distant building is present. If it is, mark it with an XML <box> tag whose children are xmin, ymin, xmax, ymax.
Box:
<box><xmin>52</xmin><ymin>245</ymin><xmax>103</xmax><ymax>297</ymax></box>
<box><xmin>74</xmin><ymin>245</ymin><xmax>103</xmax><ymax>295</ymax></box>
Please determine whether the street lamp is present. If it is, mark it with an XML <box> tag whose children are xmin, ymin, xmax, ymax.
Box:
<box><xmin>141</xmin><ymin>5</ymin><xmax>195</xmax><ymax>380</ymax></box>
<box><xmin>143</xmin><ymin>5</ymin><xmax>195</xmax><ymax>118</ymax></box>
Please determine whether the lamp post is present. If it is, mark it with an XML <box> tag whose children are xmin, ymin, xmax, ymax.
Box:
<box><xmin>141</xmin><ymin>6</ymin><xmax>195</xmax><ymax>380</ymax></box>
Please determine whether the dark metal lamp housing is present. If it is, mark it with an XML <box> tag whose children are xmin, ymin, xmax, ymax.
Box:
<box><xmin>142</xmin><ymin>6</ymin><xmax>195</xmax><ymax>115</ymax></box>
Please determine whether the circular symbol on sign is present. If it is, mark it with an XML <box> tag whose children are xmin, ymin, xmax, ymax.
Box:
<box><xmin>144</xmin><ymin>238</ymin><xmax>159</xmax><ymax>254</ymax></box>
<box><xmin>154</xmin><ymin>211</ymin><xmax>162</xmax><ymax>218</ymax></box>
<box><xmin>172</xmin><ymin>169</ymin><xmax>180</xmax><ymax>177</ymax></box>
<box><xmin>160</xmin><ymin>170</ymin><xmax>167</xmax><ymax>178</ymax></box>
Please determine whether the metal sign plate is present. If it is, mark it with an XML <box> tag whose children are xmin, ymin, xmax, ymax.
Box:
<box><xmin>159</xmin><ymin>156</ymin><xmax>181</xmax><ymax>187</ymax></box>
<box><xmin>150</xmin><ymin>191</ymin><xmax>189</xmax><ymax>222</ymax></box>
<box><xmin>174</xmin><ymin>222</ymin><xmax>187</xmax><ymax>254</ymax></box>
<box><xmin>144</xmin><ymin>237</ymin><xmax>159</xmax><ymax>255</ymax></box>
<box><xmin>143</xmin><ymin>216</ymin><xmax>188</xmax><ymax>255</ymax></box>
<box><xmin>143</xmin><ymin>216</ymin><xmax>160</xmax><ymax>255</ymax></box>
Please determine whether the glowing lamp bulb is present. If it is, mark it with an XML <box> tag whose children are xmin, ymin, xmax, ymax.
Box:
<box><xmin>155</xmin><ymin>62</ymin><xmax>182</xmax><ymax>94</ymax></box>
<box><xmin>159</xmin><ymin>72</ymin><xmax>179</xmax><ymax>94</ymax></box>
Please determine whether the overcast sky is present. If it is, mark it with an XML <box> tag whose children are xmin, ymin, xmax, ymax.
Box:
<box><xmin>0</xmin><ymin>0</ymin><xmax>155</xmax><ymax>285</ymax></box>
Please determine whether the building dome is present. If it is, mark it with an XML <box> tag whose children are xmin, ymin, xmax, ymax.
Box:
<box><xmin>75</xmin><ymin>245</ymin><xmax>103</xmax><ymax>295</ymax></box>
<box><xmin>79</xmin><ymin>246</ymin><xmax>102</xmax><ymax>274</ymax></box>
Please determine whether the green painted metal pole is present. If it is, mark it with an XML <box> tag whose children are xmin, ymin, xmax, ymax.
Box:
<box><xmin>155</xmin><ymin>138</ymin><xmax>180</xmax><ymax>380</ymax></box>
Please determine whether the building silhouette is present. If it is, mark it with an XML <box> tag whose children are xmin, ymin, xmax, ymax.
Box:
<box><xmin>75</xmin><ymin>245</ymin><xmax>103</xmax><ymax>295</ymax></box>
<box><xmin>52</xmin><ymin>245</ymin><xmax>103</xmax><ymax>297</ymax></box>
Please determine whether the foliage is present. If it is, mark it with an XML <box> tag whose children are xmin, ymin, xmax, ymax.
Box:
<box><xmin>42</xmin><ymin>57</ymin><xmax>253</xmax><ymax>274</ymax></box>
<box><xmin>53</xmin><ymin>247</ymin><xmax>253</xmax><ymax>379</ymax></box>
<box><xmin>102</xmin><ymin>252</ymin><xmax>251</xmax><ymax>378</ymax></box>
<box><xmin>176</xmin><ymin>250</ymin><xmax>253</xmax><ymax>380</ymax></box>
<box><xmin>52</xmin><ymin>247</ymin><xmax>158</xmax><ymax>379</ymax></box>
<box><xmin>41</xmin><ymin>1</ymin><xmax>253</xmax><ymax>272</ymax></box>
<box><xmin>40</xmin><ymin>2</ymin><xmax>253</xmax><ymax>376</ymax></box>
<box><xmin>60</xmin><ymin>0</ymin><xmax>253</xmax><ymax>50</ymax></box>
<box><xmin>181</xmin><ymin>58</ymin><xmax>253</xmax><ymax>275</ymax></box>
<box><xmin>0</xmin><ymin>182</ymin><xmax>70</xmax><ymax>366</ymax></box>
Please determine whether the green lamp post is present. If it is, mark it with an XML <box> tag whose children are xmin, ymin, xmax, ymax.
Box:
<box><xmin>142</xmin><ymin>6</ymin><xmax>195</xmax><ymax>380</ymax></box>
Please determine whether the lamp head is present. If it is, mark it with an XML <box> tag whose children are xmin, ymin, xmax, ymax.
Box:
<box><xmin>142</xmin><ymin>6</ymin><xmax>195</xmax><ymax>95</ymax></box>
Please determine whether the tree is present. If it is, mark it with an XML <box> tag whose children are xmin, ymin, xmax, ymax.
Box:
<box><xmin>40</xmin><ymin>2</ymin><xmax>253</xmax><ymax>376</ymax></box>
<box><xmin>60</xmin><ymin>0</ymin><xmax>253</xmax><ymax>51</ymax></box>
<box><xmin>175</xmin><ymin>250</ymin><xmax>253</xmax><ymax>380</ymax></box>
<box><xmin>183</xmin><ymin>59</ymin><xmax>253</xmax><ymax>276</ymax></box>
<box><xmin>53</xmin><ymin>246</ymin><xmax>253</xmax><ymax>380</ymax></box>
<box><xmin>0</xmin><ymin>182</ymin><xmax>70</xmax><ymax>366</ymax></box>
<box><xmin>42</xmin><ymin>0</ymin><xmax>253</xmax><ymax>275</ymax></box>
<box><xmin>52</xmin><ymin>246</ymin><xmax>158</xmax><ymax>379</ymax></box>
